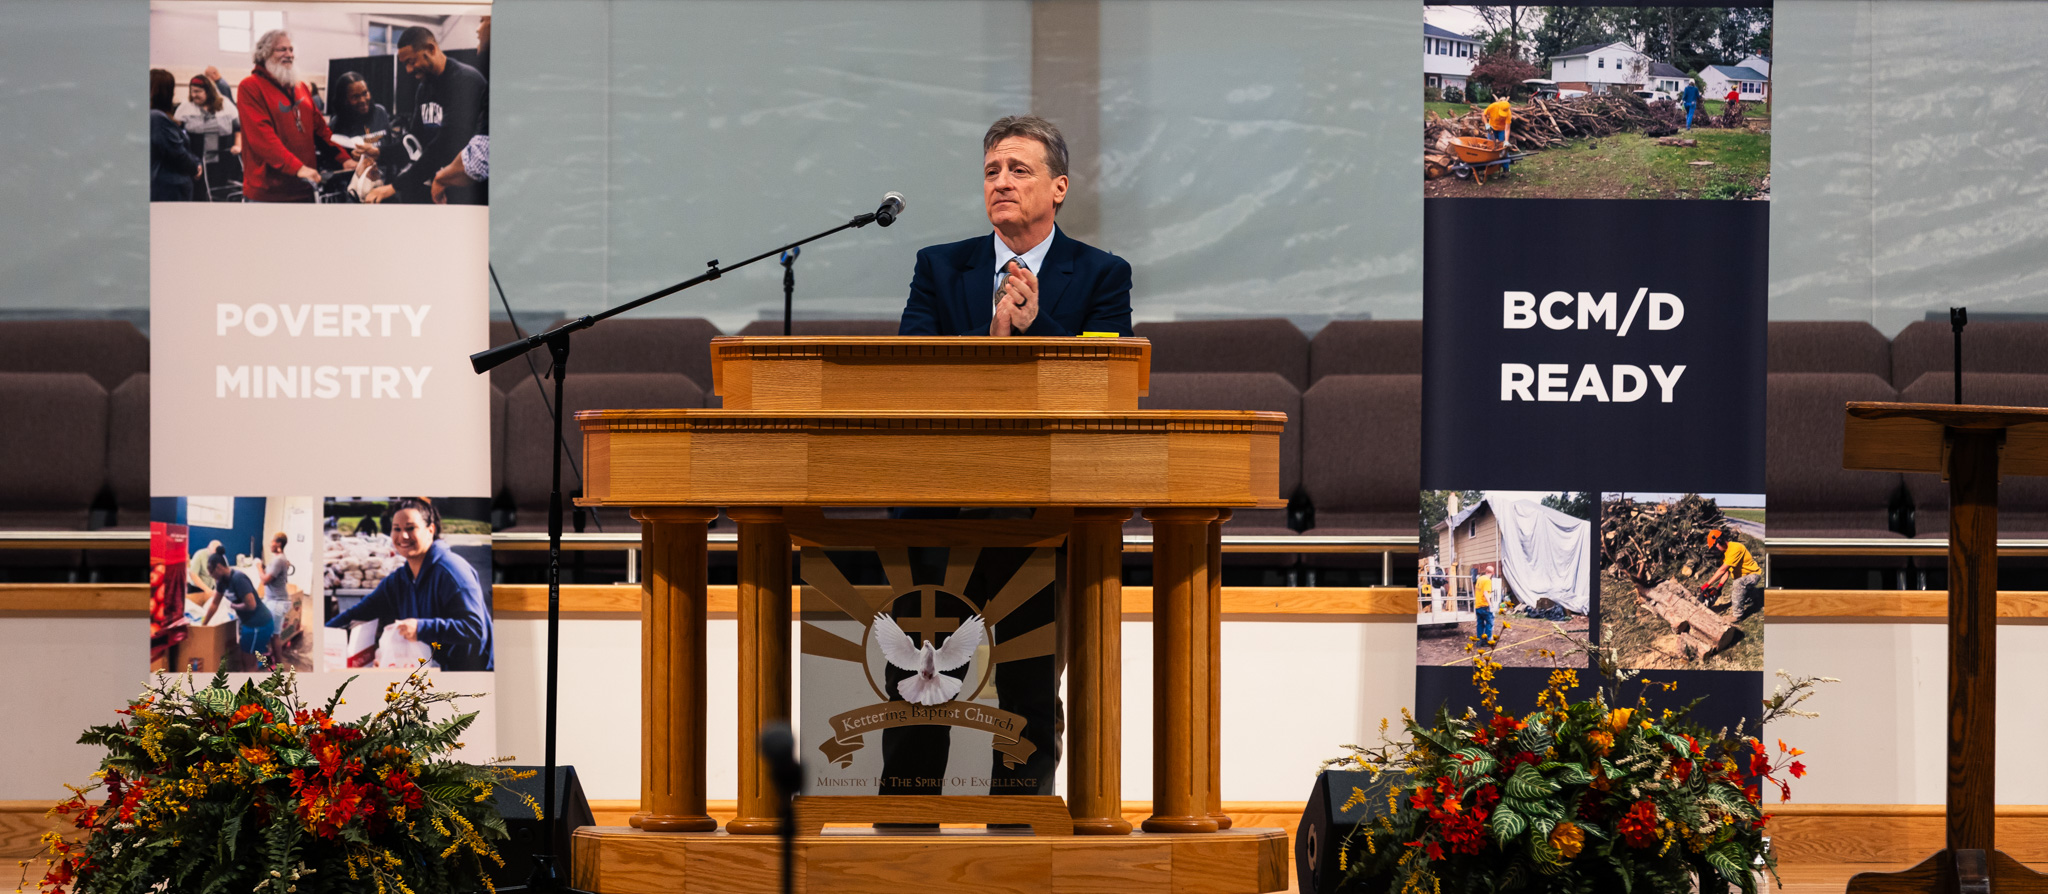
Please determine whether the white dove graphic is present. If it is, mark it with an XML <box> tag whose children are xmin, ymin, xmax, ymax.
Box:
<box><xmin>871</xmin><ymin>612</ymin><xmax>986</xmax><ymax>706</ymax></box>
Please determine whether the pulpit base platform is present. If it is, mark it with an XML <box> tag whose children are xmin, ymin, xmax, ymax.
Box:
<box><xmin>570</xmin><ymin>825</ymin><xmax>1289</xmax><ymax>894</ymax></box>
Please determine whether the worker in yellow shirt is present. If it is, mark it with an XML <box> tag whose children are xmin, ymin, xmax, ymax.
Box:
<box><xmin>1484</xmin><ymin>95</ymin><xmax>1514</xmax><ymax>174</ymax></box>
<box><xmin>1473</xmin><ymin>569</ymin><xmax>1495</xmax><ymax>645</ymax></box>
<box><xmin>1702</xmin><ymin>528</ymin><xmax>1762</xmax><ymax>620</ymax></box>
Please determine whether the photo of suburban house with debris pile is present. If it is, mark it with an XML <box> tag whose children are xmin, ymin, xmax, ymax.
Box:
<box><xmin>1423</xmin><ymin>5</ymin><xmax>1772</xmax><ymax>199</ymax></box>
<box><xmin>1418</xmin><ymin>490</ymin><xmax>1595</xmax><ymax>668</ymax></box>
<box><xmin>1599</xmin><ymin>492</ymin><xmax>1766</xmax><ymax>671</ymax></box>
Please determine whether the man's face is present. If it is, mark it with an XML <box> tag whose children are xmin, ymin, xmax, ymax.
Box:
<box><xmin>478</xmin><ymin>16</ymin><xmax>491</xmax><ymax>46</ymax></box>
<box><xmin>269</xmin><ymin>35</ymin><xmax>295</xmax><ymax>67</ymax></box>
<box><xmin>390</xmin><ymin>508</ymin><xmax>434</xmax><ymax>559</ymax></box>
<box><xmin>983</xmin><ymin>136</ymin><xmax>1066</xmax><ymax>233</ymax></box>
<box><xmin>346</xmin><ymin>80</ymin><xmax>372</xmax><ymax>116</ymax></box>
<box><xmin>397</xmin><ymin>43</ymin><xmax>443</xmax><ymax>80</ymax></box>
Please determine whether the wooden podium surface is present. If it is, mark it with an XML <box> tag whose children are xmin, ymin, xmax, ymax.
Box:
<box><xmin>1842</xmin><ymin>402</ymin><xmax>2048</xmax><ymax>894</ymax></box>
<box><xmin>574</xmin><ymin>337</ymin><xmax>1288</xmax><ymax>893</ymax></box>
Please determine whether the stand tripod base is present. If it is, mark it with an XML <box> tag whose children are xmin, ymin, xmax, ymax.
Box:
<box><xmin>1847</xmin><ymin>848</ymin><xmax>2048</xmax><ymax>894</ymax></box>
<box><xmin>571</xmin><ymin>826</ymin><xmax>1287</xmax><ymax>893</ymax></box>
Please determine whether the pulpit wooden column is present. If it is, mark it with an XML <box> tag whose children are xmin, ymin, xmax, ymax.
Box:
<box><xmin>1207</xmin><ymin>510</ymin><xmax>1231</xmax><ymax>831</ymax></box>
<box><xmin>1067</xmin><ymin>507</ymin><xmax>1133</xmax><ymax>834</ymax></box>
<box><xmin>1143</xmin><ymin>508</ymin><xmax>1219</xmax><ymax>834</ymax></box>
<box><xmin>1840</xmin><ymin>402</ymin><xmax>2048</xmax><ymax>893</ymax></box>
<box><xmin>726</xmin><ymin>508</ymin><xmax>792</xmax><ymax>835</ymax></box>
<box><xmin>630</xmin><ymin>507</ymin><xmax>719</xmax><ymax>833</ymax></box>
<box><xmin>1946</xmin><ymin>430</ymin><xmax>1998</xmax><ymax>854</ymax></box>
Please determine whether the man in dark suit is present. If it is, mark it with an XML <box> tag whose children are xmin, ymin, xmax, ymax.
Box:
<box><xmin>899</xmin><ymin>115</ymin><xmax>1133</xmax><ymax>337</ymax></box>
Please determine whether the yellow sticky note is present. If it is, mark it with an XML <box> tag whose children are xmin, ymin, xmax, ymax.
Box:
<box><xmin>1079</xmin><ymin>331</ymin><xmax>1120</xmax><ymax>338</ymax></box>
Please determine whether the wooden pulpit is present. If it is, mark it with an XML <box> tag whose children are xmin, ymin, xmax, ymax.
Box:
<box><xmin>568</xmin><ymin>337</ymin><xmax>1290</xmax><ymax>894</ymax></box>
<box><xmin>1842</xmin><ymin>401</ymin><xmax>2048</xmax><ymax>894</ymax></box>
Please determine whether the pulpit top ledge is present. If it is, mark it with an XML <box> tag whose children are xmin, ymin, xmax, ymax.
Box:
<box><xmin>574</xmin><ymin>336</ymin><xmax>1287</xmax><ymax>509</ymax></box>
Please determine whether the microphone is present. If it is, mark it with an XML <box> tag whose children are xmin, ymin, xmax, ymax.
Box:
<box><xmin>759</xmin><ymin>722</ymin><xmax>803</xmax><ymax>800</ymax></box>
<box><xmin>874</xmin><ymin>192</ymin><xmax>906</xmax><ymax>227</ymax></box>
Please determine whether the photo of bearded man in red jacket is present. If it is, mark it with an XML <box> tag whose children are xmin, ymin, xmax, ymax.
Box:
<box><xmin>236</xmin><ymin>28</ymin><xmax>349</xmax><ymax>202</ymax></box>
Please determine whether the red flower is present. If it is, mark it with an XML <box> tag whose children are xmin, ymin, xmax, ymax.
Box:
<box><xmin>1490</xmin><ymin>715</ymin><xmax>1525</xmax><ymax>739</ymax></box>
<box><xmin>1616</xmin><ymin>799</ymin><xmax>1660</xmax><ymax>848</ymax></box>
<box><xmin>1749</xmin><ymin>750</ymin><xmax>1772</xmax><ymax>777</ymax></box>
<box><xmin>1506</xmin><ymin>751</ymin><xmax>1541</xmax><ymax>772</ymax></box>
<box><xmin>1671</xmin><ymin>758</ymin><xmax>1694</xmax><ymax>783</ymax></box>
<box><xmin>1576</xmin><ymin>794</ymin><xmax>1605</xmax><ymax>822</ymax></box>
<box><xmin>1425</xmin><ymin>841</ymin><xmax>1446</xmax><ymax>862</ymax></box>
<box><xmin>1439</xmin><ymin>811</ymin><xmax>1487</xmax><ymax>855</ymax></box>
<box><xmin>1410</xmin><ymin>786</ymin><xmax>1436</xmax><ymax>811</ymax></box>
<box><xmin>1788</xmin><ymin>760</ymin><xmax>1807</xmax><ymax>779</ymax></box>
<box><xmin>1474</xmin><ymin>783</ymin><xmax>1501</xmax><ymax>808</ymax></box>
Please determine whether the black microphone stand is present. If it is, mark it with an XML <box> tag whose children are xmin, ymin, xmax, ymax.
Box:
<box><xmin>472</xmin><ymin>205</ymin><xmax>895</xmax><ymax>892</ymax></box>
<box><xmin>781</xmin><ymin>246</ymin><xmax>800</xmax><ymax>336</ymax></box>
<box><xmin>1951</xmin><ymin>306</ymin><xmax>1967</xmax><ymax>404</ymax></box>
<box><xmin>758</xmin><ymin>723</ymin><xmax>803</xmax><ymax>894</ymax></box>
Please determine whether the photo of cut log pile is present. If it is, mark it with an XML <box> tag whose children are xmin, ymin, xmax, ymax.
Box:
<box><xmin>1424</xmin><ymin>94</ymin><xmax>1752</xmax><ymax>179</ymax></box>
<box><xmin>1599</xmin><ymin>494</ymin><xmax>1762</xmax><ymax>669</ymax></box>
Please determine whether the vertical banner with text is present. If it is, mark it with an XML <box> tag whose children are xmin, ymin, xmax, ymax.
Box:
<box><xmin>1418</xmin><ymin>0</ymin><xmax>1770</xmax><ymax>739</ymax></box>
<box><xmin>148</xmin><ymin>2</ymin><xmax>495</xmax><ymax>752</ymax></box>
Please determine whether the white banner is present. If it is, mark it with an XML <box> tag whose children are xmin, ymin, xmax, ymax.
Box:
<box><xmin>149</xmin><ymin>205</ymin><xmax>489</xmax><ymax>496</ymax></box>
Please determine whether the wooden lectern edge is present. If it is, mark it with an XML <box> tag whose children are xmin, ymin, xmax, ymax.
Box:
<box><xmin>573</xmin><ymin>499</ymin><xmax>1291</xmax><ymax>510</ymax></box>
<box><xmin>1846</xmin><ymin>401</ymin><xmax>2048</xmax><ymax>429</ymax></box>
<box><xmin>704</xmin><ymin>335</ymin><xmax>1157</xmax><ymax>397</ymax></box>
<box><xmin>1842</xmin><ymin>402</ymin><xmax>2048</xmax><ymax>477</ymax></box>
<box><xmin>573</xmin><ymin>408</ymin><xmax>1285</xmax><ymax>426</ymax></box>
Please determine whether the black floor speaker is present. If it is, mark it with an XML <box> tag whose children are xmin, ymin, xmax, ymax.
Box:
<box><xmin>1296</xmin><ymin>768</ymin><xmax>1392</xmax><ymax>894</ymax></box>
<box><xmin>489</xmin><ymin>765</ymin><xmax>596</xmax><ymax>890</ymax></box>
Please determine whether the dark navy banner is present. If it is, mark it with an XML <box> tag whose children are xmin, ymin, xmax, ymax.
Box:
<box><xmin>1417</xmin><ymin>2</ymin><xmax>1771</xmax><ymax>730</ymax></box>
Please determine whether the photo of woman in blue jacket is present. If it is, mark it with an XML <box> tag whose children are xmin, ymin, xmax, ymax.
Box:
<box><xmin>325</xmin><ymin>496</ymin><xmax>492</xmax><ymax>671</ymax></box>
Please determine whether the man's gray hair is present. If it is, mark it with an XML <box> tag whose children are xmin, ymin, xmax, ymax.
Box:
<box><xmin>253</xmin><ymin>29</ymin><xmax>290</xmax><ymax>65</ymax></box>
<box><xmin>983</xmin><ymin>115</ymin><xmax>1069</xmax><ymax>179</ymax></box>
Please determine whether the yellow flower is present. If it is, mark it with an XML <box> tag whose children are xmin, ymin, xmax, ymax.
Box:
<box><xmin>1587</xmin><ymin>730</ymin><xmax>1614</xmax><ymax>756</ymax></box>
<box><xmin>1606</xmin><ymin>708</ymin><xmax>1634</xmax><ymax>734</ymax></box>
<box><xmin>1548</xmin><ymin>821</ymin><xmax>1585</xmax><ymax>860</ymax></box>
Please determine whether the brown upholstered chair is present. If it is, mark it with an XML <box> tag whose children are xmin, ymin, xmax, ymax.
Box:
<box><xmin>1134</xmin><ymin>319</ymin><xmax>1310</xmax><ymax>390</ymax></box>
<box><xmin>106</xmin><ymin>374</ymin><xmax>150</xmax><ymax>528</ymax></box>
<box><xmin>1767</xmin><ymin>321</ymin><xmax>1891</xmax><ymax>377</ymax></box>
<box><xmin>735</xmin><ymin>319</ymin><xmax>901</xmax><ymax>337</ymax></box>
<box><xmin>1766</xmin><ymin>373</ymin><xmax>1905</xmax><ymax>537</ymax></box>
<box><xmin>1307</xmin><ymin>320</ymin><xmax>1423</xmax><ymax>383</ymax></box>
<box><xmin>0</xmin><ymin>320</ymin><xmax>148</xmax><ymax>391</ymax></box>
<box><xmin>567</xmin><ymin>317</ymin><xmax>725</xmax><ymax>391</ymax></box>
<box><xmin>1299</xmin><ymin>374</ymin><xmax>1421</xmax><ymax>536</ymax></box>
<box><xmin>1890</xmin><ymin>320</ymin><xmax>2048</xmax><ymax>391</ymax></box>
<box><xmin>0</xmin><ymin>373</ymin><xmax>108</xmax><ymax>576</ymax></box>
<box><xmin>1897</xmin><ymin>372</ymin><xmax>2048</xmax><ymax>538</ymax></box>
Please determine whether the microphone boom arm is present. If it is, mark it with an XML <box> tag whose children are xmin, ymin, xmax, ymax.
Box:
<box><xmin>472</xmin><ymin>207</ymin><xmax>891</xmax><ymax>374</ymax></box>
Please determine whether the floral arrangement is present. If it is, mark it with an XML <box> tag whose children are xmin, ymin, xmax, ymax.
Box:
<box><xmin>1326</xmin><ymin>632</ymin><xmax>1832</xmax><ymax>894</ymax></box>
<box><xmin>23</xmin><ymin>667</ymin><xmax>528</xmax><ymax>894</ymax></box>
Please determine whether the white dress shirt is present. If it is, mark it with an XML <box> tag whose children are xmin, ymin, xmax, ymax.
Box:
<box><xmin>992</xmin><ymin>226</ymin><xmax>1058</xmax><ymax>320</ymax></box>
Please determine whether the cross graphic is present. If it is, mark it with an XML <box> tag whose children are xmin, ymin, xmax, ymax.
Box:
<box><xmin>893</xmin><ymin>588</ymin><xmax>961</xmax><ymax>648</ymax></box>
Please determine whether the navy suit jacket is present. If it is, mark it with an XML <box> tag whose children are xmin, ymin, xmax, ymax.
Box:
<box><xmin>898</xmin><ymin>229</ymin><xmax>1134</xmax><ymax>337</ymax></box>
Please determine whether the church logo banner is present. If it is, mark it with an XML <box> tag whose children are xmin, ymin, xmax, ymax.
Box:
<box><xmin>799</xmin><ymin>540</ymin><xmax>1060</xmax><ymax>797</ymax></box>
